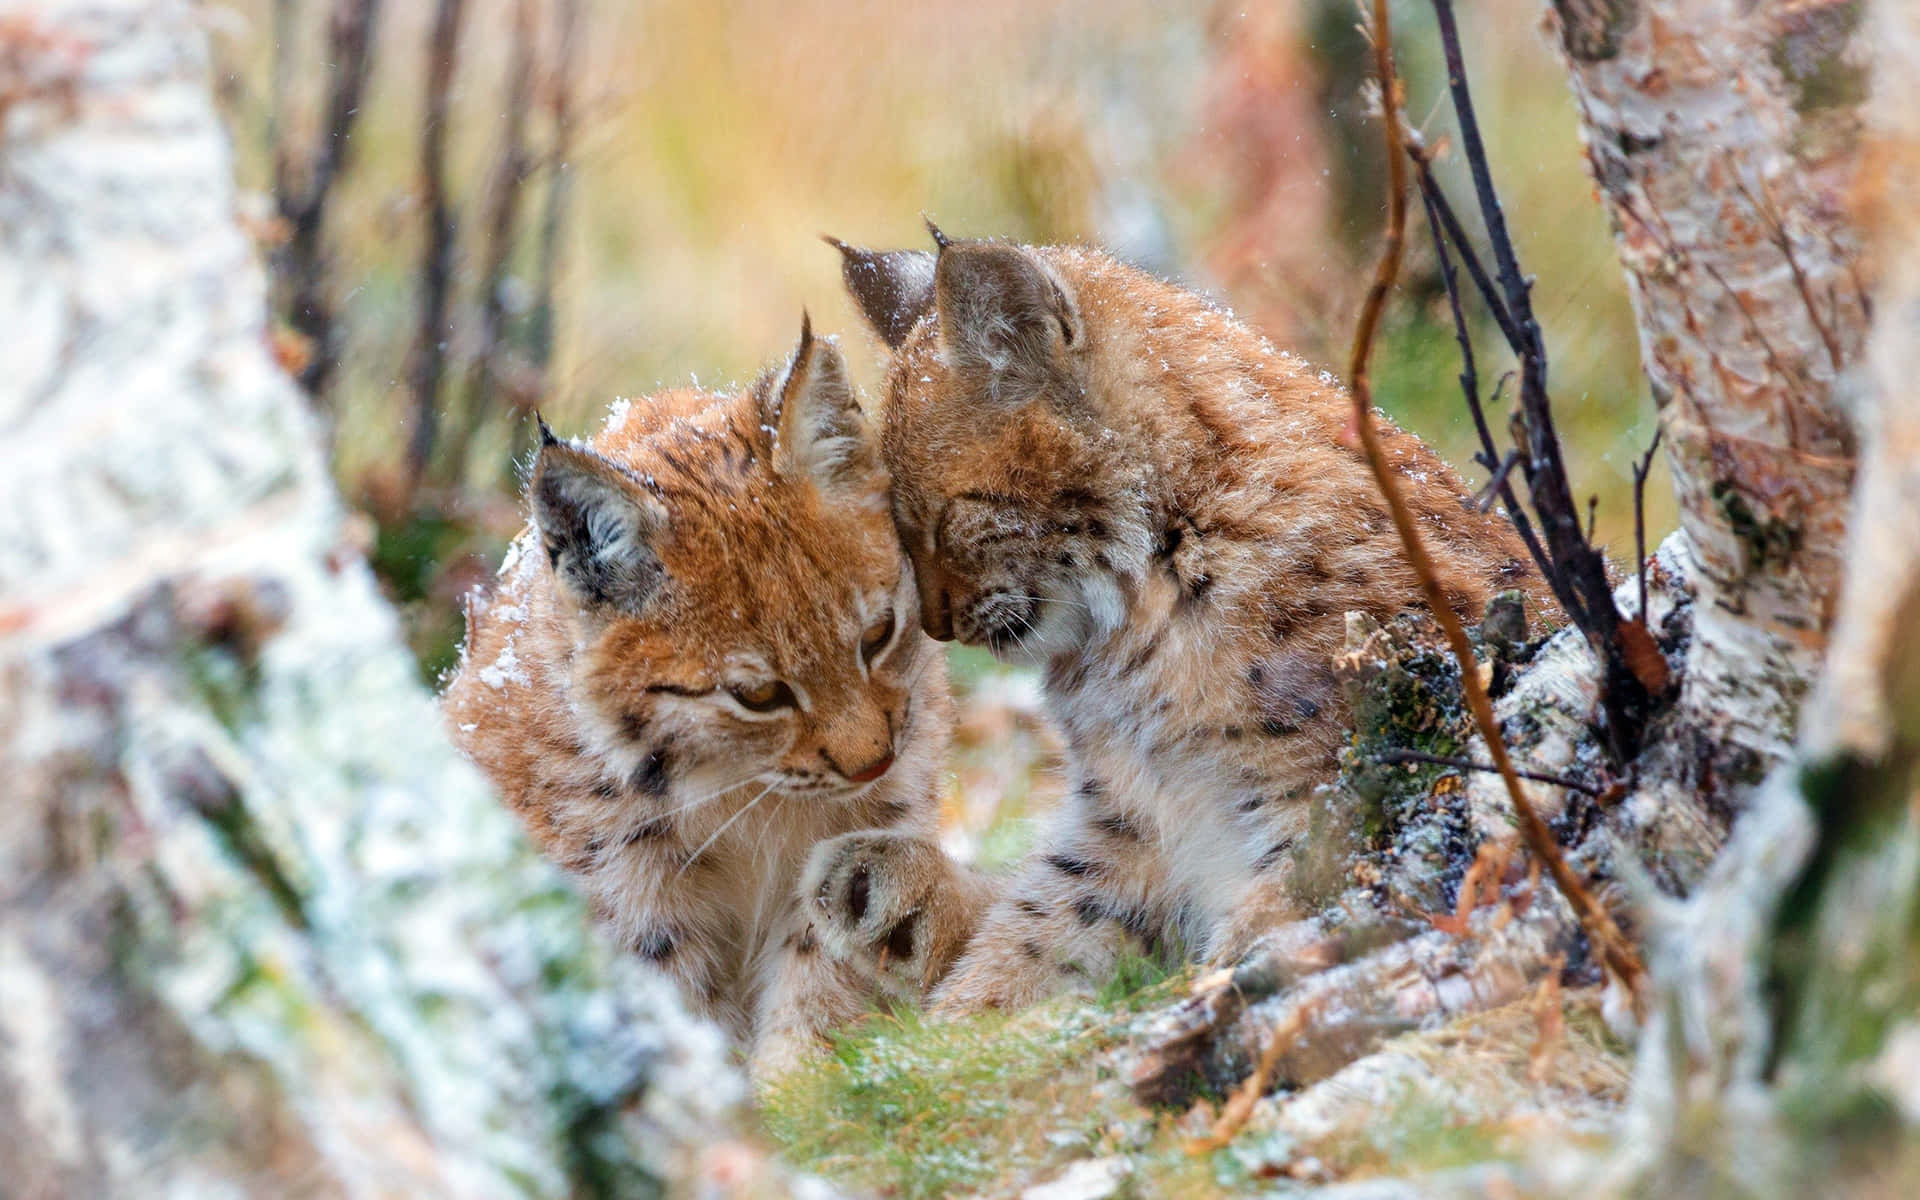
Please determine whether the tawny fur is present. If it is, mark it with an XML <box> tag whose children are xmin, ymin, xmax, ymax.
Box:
<box><xmin>837</xmin><ymin>235</ymin><xmax>1550</xmax><ymax>1012</ymax></box>
<box><xmin>441</xmin><ymin>325</ymin><xmax>987</xmax><ymax>1075</ymax></box>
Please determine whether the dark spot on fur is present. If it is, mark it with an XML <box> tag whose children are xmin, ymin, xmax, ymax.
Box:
<box><xmin>1045</xmin><ymin>853</ymin><xmax>1097</xmax><ymax>878</ymax></box>
<box><xmin>1092</xmin><ymin>810</ymin><xmax>1142</xmax><ymax>840</ymax></box>
<box><xmin>1222</xmin><ymin>725</ymin><xmax>1245</xmax><ymax>741</ymax></box>
<box><xmin>884</xmin><ymin>912</ymin><xmax>918</xmax><ymax>960</ymax></box>
<box><xmin>1021</xmin><ymin>939</ymin><xmax>1046</xmax><ymax>961</ymax></box>
<box><xmin>622</xmin><ymin>818</ymin><xmax>671</xmax><ymax>845</ymax></box>
<box><xmin>1016</xmin><ymin>898</ymin><xmax>1049</xmax><ymax>919</ymax></box>
<box><xmin>1071</xmin><ymin>895</ymin><xmax>1106</xmax><ymax>927</ymax></box>
<box><xmin>594</xmin><ymin>779</ymin><xmax>621</xmax><ymax>801</ymax></box>
<box><xmin>1256</xmin><ymin>838</ymin><xmax>1296</xmax><ymax>871</ymax></box>
<box><xmin>1057</xmin><ymin>553</ymin><xmax>1074</xmax><ymax>568</ymax></box>
<box><xmin>634</xmin><ymin>929</ymin><xmax>676</xmax><ymax>961</ymax></box>
<box><xmin>1122</xmin><ymin>632</ymin><xmax>1163</xmax><ymax>675</ymax></box>
<box><xmin>632</xmin><ymin>748</ymin><xmax>670</xmax><ymax>797</ymax></box>
<box><xmin>847</xmin><ymin>862</ymin><xmax>871</xmax><ymax>923</ymax></box>
<box><xmin>619</xmin><ymin>710</ymin><xmax>648</xmax><ymax>742</ymax></box>
<box><xmin>790</xmin><ymin>926</ymin><xmax>818</xmax><ymax>955</ymax></box>
<box><xmin>1261</xmin><ymin>717</ymin><xmax>1295</xmax><ymax>737</ymax></box>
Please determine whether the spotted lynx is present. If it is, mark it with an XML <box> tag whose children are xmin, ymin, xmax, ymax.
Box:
<box><xmin>834</xmin><ymin>231</ymin><xmax>1546</xmax><ymax>1011</ymax></box>
<box><xmin>442</xmin><ymin>321</ymin><xmax>987</xmax><ymax>1074</ymax></box>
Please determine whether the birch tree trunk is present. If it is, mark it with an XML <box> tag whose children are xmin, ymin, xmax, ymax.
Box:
<box><xmin>1598</xmin><ymin>3</ymin><xmax>1920</xmax><ymax>1190</ymax></box>
<box><xmin>1551</xmin><ymin>0</ymin><xmax>1868</xmax><ymax>798</ymax></box>
<box><xmin>0</xmin><ymin>3</ymin><xmax>771</xmax><ymax>1195</ymax></box>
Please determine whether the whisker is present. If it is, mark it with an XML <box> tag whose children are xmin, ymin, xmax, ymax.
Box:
<box><xmin>676</xmin><ymin>777</ymin><xmax>779</xmax><ymax>877</ymax></box>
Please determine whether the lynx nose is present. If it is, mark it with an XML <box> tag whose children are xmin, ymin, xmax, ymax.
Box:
<box><xmin>845</xmin><ymin>751</ymin><xmax>895</xmax><ymax>785</ymax></box>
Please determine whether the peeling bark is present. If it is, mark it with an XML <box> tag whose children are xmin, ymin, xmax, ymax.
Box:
<box><xmin>0</xmin><ymin>3</ymin><xmax>777</xmax><ymax>1194</ymax></box>
<box><xmin>1552</xmin><ymin>0</ymin><xmax>1870</xmax><ymax>793</ymax></box>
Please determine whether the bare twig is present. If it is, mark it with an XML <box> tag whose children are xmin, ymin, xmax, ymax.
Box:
<box><xmin>1632</xmin><ymin>424</ymin><xmax>1664</xmax><ymax>620</ymax></box>
<box><xmin>1356</xmin><ymin>0</ymin><xmax>1646</xmax><ymax>1009</ymax></box>
<box><xmin>1407</xmin><ymin>136</ymin><xmax>1585</xmax><ymax>630</ymax></box>
<box><xmin>1370</xmin><ymin>748</ymin><xmax>1605</xmax><ymax>798</ymax></box>
<box><xmin>405</xmin><ymin>0</ymin><xmax>467</xmax><ymax>501</ymax></box>
<box><xmin>1471</xmin><ymin>447</ymin><xmax>1521</xmax><ymax>512</ymax></box>
<box><xmin>528</xmin><ymin>0</ymin><xmax>584</xmax><ymax>388</ymax></box>
<box><xmin>1430</xmin><ymin>0</ymin><xmax>1650</xmax><ymax>764</ymax></box>
<box><xmin>273</xmin><ymin>0</ymin><xmax>383</xmax><ymax>400</ymax></box>
<box><xmin>1185</xmin><ymin>999</ymin><xmax>1320</xmax><ymax>1153</ymax></box>
<box><xmin>463</xmin><ymin>0</ymin><xmax>541</xmax><ymax>432</ymax></box>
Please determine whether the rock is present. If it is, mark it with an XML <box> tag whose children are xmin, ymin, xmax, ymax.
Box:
<box><xmin>1020</xmin><ymin>1155</ymin><xmax>1132</xmax><ymax>1200</ymax></box>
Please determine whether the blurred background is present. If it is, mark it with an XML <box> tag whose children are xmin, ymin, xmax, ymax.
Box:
<box><xmin>210</xmin><ymin>0</ymin><xmax>1669</xmax><ymax>867</ymax></box>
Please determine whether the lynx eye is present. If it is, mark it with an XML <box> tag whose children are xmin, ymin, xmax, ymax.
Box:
<box><xmin>729</xmin><ymin>679</ymin><xmax>796</xmax><ymax>713</ymax></box>
<box><xmin>860</xmin><ymin>609</ymin><xmax>896</xmax><ymax>663</ymax></box>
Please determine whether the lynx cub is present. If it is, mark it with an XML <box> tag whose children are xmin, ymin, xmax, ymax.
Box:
<box><xmin>834</xmin><ymin>231</ymin><xmax>1545</xmax><ymax>1011</ymax></box>
<box><xmin>442</xmin><ymin>320</ymin><xmax>986</xmax><ymax>1074</ymax></box>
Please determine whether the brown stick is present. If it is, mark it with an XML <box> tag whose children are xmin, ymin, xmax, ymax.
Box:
<box><xmin>273</xmin><ymin>0</ymin><xmax>383</xmax><ymax>401</ymax></box>
<box><xmin>1632</xmin><ymin>425</ymin><xmax>1664</xmax><ymax>621</ymax></box>
<box><xmin>1370</xmin><ymin>748</ymin><xmax>1605</xmax><ymax>798</ymax></box>
<box><xmin>457</xmin><ymin>0</ymin><xmax>542</xmax><ymax>468</ymax></box>
<box><xmin>404</xmin><ymin>0</ymin><xmax>467</xmax><ymax>502</ymax></box>
<box><xmin>528</xmin><ymin>0</ymin><xmax>584</xmax><ymax>389</ymax></box>
<box><xmin>1348</xmin><ymin>0</ymin><xmax>1645</xmax><ymax>1010</ymax></box>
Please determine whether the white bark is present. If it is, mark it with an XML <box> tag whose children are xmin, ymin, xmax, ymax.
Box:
<box><xmin>1552</xmin><ymin>0</ymin><xmax>1868</xmax><ymax>789</ymax></box>
<box><xmin>0</xmin><ymin>3</ymin><xmax>768</xmax><ymax>1195</ymax></box>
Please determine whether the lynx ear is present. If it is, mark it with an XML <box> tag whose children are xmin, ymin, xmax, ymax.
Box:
<box><xmin>828</xmin><ymin>235</ymin><xmax>936</xmax><ymax>349</ymax></box>
<box><xmin>772</xmin><ymin>314</ymin><xmax>880</xmax><ymax>495</ymax></box>
<box><xmin>530</xmin><ymin>420</ymin><xmax>667</xmax><ymax>614</ymax></box>
<box><xmin>933</xmin><ymin>240</ymin><xmax>1082</xmax><ymax>386</ymax></box>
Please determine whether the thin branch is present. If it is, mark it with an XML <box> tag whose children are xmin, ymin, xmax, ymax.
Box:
<box><xmin>1404</xmin><ymin>136</ymin><xmax>1520</xmax><ymax>348</ymax></box>
<box><xmin>452</xmin><ymin>0</ymin><xmax>542</xmax><ymax>476</ymax></box>
<box><xmin>1471</xmin><ymin>447</ymin><xmax>1521</xmax><ymax>512</ymax></box>
<box><xmin>1632</xmin><ymin>424</ymin><xmax>1664</xmax><ymax>620</ymax></box>
<box><xmin>405</xmin><ymin>0</ymin><xmax>467</xmax><ymax>501</ymax></box>
<box><xmin>1360</xmin><ymin>0</ymin><xmax>1645</xmax><ymax>1009</ymax></box>
<box><xmin>1408</xmin><ymin>135</ymin><xmax>1569</xmax><ymax>621</ymax></box>
<box><xmin>528</xmin><ymin>0</ymin><xmax>584</xmax><ymax>388</ymax></box>
<box><xmin>1430</xmin><ymin>0</ymin><xmax>1645</xmax><ymax>767</ymax></box>
<box><xmin>274</xmin><ymin>0</ymin><xmax>383</xmax><ymax>400</ymax></box>
<box><xmin>1371</xmin><ymin>748</ymin><xmax>1605</xmax><ymax>798</ymax></box>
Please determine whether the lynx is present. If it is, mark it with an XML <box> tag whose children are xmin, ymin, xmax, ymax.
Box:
<box><xmin>833</xmin><ymin>230</ymin><xmax>1546</xmax><ymax>1011</ymax></box>
<box><xmin>442</xmin><ymin>320</ymin><xmax>986</xmax><ymax>1074</ymax></box>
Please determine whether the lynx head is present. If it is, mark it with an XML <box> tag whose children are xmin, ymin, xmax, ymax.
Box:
<box><xmin>833</xmin><ymin>229</ymin><xmax>1153</xmax><ymax>664</ymax></box>
<box><xmin>528</xmin><ymin>317</ymin><xmax>936</xmax><ymax>804</ymax></box>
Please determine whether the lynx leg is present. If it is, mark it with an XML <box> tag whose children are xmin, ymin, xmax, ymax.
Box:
<box><xmin>801</xmin><ymin>829</ymin><xmax>991</xmax><ymax>1000</ymax></box>
<box><xmin>749</xmin><ymin>918</ymin><xmax>878</xmax><ymax>1083</ymax></box>
<box><xmin>931</xmin><ymin>780</ymin><xmax>1180</xmax><ymax>1015</ymax></box>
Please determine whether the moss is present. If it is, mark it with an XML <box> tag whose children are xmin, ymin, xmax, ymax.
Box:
<box><xmin>1769</xmin><ymin>0</ymin><xmax>1867</xmax><ymax>115</ymax></box>
<box><xmin>1552</xmin><ymin>0</ymin><xmax>1639</xmax><ymax>63</ymax></box>
<box><xmin>762</xmin><ymin>968</ymin><xmax>1194</xmax><ymax>1199</ymax></box>
<box><xmin>1711</xmin><ymin>480</ymin><xmax>1800</xmax><ymax>574</ymax></box>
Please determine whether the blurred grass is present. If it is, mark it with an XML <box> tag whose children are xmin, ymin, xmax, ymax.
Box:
<box><xmin>213</xmin><ymin>0</ymin><xmax>1672</xmax><ymax>818</ymax></box>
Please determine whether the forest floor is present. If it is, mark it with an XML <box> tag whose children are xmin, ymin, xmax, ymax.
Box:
<box><xmin>760</xmin><ymin>966</ymin><xmax>1630</xmax><ymax>1197</ymax></box>
<box><xmin>759</xmin><ymin>625</ymin><xmax>1641</xmax><ymax>1197</ymax></box>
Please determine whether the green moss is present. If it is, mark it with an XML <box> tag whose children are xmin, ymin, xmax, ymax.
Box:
<box><xmin>1769</xmin><ymin>0</ymin><xmax>1867</xmax><ymax>115</ymax></box>
<box><xmin>1711</xmin><ymin>480</ymin><xmax>1800</xmax><ymax>574</ymax></box>
<box><xmin>762</xmin><ymin>966</ymin><xmax>1193</xmax><ymax>1199</ymax></box>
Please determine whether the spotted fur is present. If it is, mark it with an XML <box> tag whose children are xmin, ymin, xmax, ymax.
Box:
<box><xmin>442</xmin><ymin>321</ymin><xmax>985</xmax><ymax>1074</ymax></box>
<box><xmin>837</xmin><ymin>234</ymin><xmax>1548</xmax><ymax>1011</ymax></box>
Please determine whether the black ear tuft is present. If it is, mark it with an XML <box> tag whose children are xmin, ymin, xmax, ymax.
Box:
<box><xmin>530</xmin><ymin>439</ymin><xmax>667</xmax><ymax>614</ymax></box>
<box><xmin>827</xmin><ymin>235</ymin><xmax>937</xmax><ymax>350</ymax></box>
<box><xmin>535</xmin><ymin>412</ymin><xmax>559</xmax><ymax>447</ymax></box>
<box><xmin>923</xmin><ymin>216</ymin><xmax>951</xmax><ymax>250</ymax></box>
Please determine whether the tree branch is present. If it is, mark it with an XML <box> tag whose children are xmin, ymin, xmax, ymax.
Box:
<box><xmin>1353</xmin><ymin>0</ymin><xmax>1646</xmax><ymax>1009</ymax></box>
<box><xmin>404</xmin><ymin>0</ymin><xmax>466</xmax><ymax>502</ymax></box>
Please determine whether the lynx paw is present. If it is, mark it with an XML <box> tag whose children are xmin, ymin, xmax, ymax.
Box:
<box><xmin>801</xmin><ymin>831</ymin><xmax>945</xmax><ymax>988</ymax></box>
